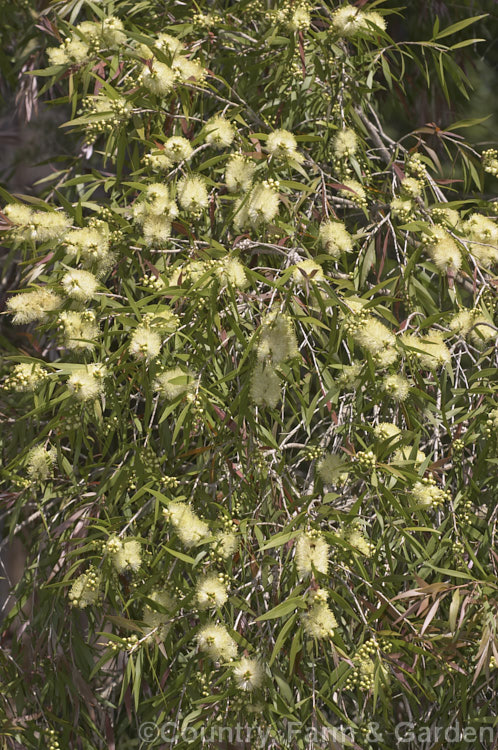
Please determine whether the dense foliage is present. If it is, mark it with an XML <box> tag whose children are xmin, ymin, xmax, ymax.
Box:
<box><xmin>1</xmin><ymin>1</ymin><xmax>498</xmax><ymax>749</ymax></box>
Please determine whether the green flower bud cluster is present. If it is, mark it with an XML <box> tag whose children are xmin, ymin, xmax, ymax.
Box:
<box><xmin>139</xmin><ymin>273</ymin><xmax>166</xmax><ymax>291</ymax></box>
<box><xmin>344</xmin><ymin>650</ymin><xmax>376</xmax><ymax>691</ymax></box>
<box><xmin>141</xmin><ymin>444</ymin><xmax>163</xmax><ymax>472</ymax></box>
<box><xmin>47</xmin><ymin>729</ymin><xmax>60</xmax><ymax>750</ymax></box>
<box><xmin>161</xmin><ymin>475</ymin><xmax>179</xmax><ymax>489</ymax></box>
<box><xmin>482</xmin><ymin>149</ymin><xmax>498</xmax><ymax>177</ymax></box>
<box><xmin>458</xmin><ymin>498</ymin><xmax>472</xmax><ymax>523</ymax></box>
<box><xmin>405</xmin><ymin>153</ymin><xmax>426</xmax><ymax>179</ymax></box>
<box><xmin>79</xmin><ymin>96</ymin><xmax>131</xmax><ymax>144</ymax></box>
<box><xmin>306</xmin><ymin>446</ymin><xmax>322</xmax><ymax>461</ymax></box>
<box><xmin>107</xmin><ymin>633</ymin><xmax>139</xmax><ymax>652</ymax></box>
<box><xmin>186</xmin><ymin>391</ymin><xmax>205</xmax><ymax>417</ymax></box>
<box><xmin>199</xmin><ymin>672</ymin><xmax>211</xmax><ymax>698</ymax></box>
<box><xmin>192</xmin><ymin>11</ymin><xmax>222</xmax><ymax>28</ymax></box>
<box><xmin>355</xmin><ymin>450</ymin><xmax>376</xmax><ymax>471</ymax></box>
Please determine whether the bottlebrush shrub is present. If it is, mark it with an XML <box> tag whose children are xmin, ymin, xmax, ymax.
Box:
<box><xmin>1</xmin><ymin>1</ymin><xmax>498</xmax><ymax>749</ymax></box>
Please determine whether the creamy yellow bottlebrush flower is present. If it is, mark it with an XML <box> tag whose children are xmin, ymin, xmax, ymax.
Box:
<box><xmin>141</xmin><ymin>61</ymin><xmax>175</xmax><ymax>96</ymax></box>
<box><xmin>205</xmin><ymin>115</ymin><xmax>236</xmax><ymax>149</ymax></box>
<box><xmin>374</xmin><ymin>422</ymin><xmax>401</xmax><ymax>442</ymax></box>
<box><xmin>145</xmin><ymin>183</ymin><xmax>178</xmax><ymax>218</ymax></box>
<box><xmin>133</xmin><ymin>184</ymin><xmax>178</xmax><ymax>231</ymax></box>
<box><xmin>6</xmin><ymin>362</ymin><xmax>49</xmax><ymax>392</ymax></box>
<box><xmin>211</xmin><ymin>530</ymin><xmax>238</xmax><ymax>559</ymax></box>
<box><xmin>331</xmin><ymin>6</ymin><xmax>365</xmax><ymax>36</ymax></box>
<box><xmin>65</xmin><ymin>226</ymin><xmax>111</xmax><ymax>265</ymax></box>
<box><xmin>332</xmin><ymin>7</ymin><xmax>385</xmax><ymax>35</ymax></box>
<box><xmin>247</xmin><ymin>183</ymin><xmax>280</xmax><ymax>225</ymax></box>
<box><xmin>463</xmin><ymin>214</ymin><xmax>498</xmax><ymax>267</ymax></box>
<box><xmin>425</xmin><ymin>226</ymin><xmax>462</xmax><ymax>272</ymax></box>
<box><xmin>196</xmin><ymin>574</ymin><xmax>229</xmax><ymax>609</ymax></box>
<box><xmin>392</xmin><ymin>447</ymin><xmax>426</xmax><ymax>465</ymax></box>
<box><xmin>154</xmin><ymin>367</ymin><xmax>195</xmax><ymax>400</ymax></box>
<box><xmin>68</xmin><ymin>364</ymin><xmax>106</xmax><ymax>401</ymax></box>
<box><xmin>250</xmin><ymin>362</ymin><xmax>281</xmax><ymax>408</ymax></box>
<box><xmin>410</xmin><ymin>478</ymin><xmax>450</xmax><ymax>509</ymax></box>
<box><xmin>7</xmin><ymin>289</ymin><xmax>61</xmax><ymax>325</ymax></box>
<box><xmin>232</xmin><ymin>198</ymin><xmax>251</xmax><ymax>231</ymax></box>
<box><xmin>319</xmin><ymin>219</ymin><xmax>353</xmax><ymax>258</ymax></box>
<box><xmin>232</xmin><ymin>658</ymin><xmax>264</xmax><ymax>690</ymax></box>
<box><xmin>30</xmin><ymin>210</ymin><xmax>71</xmax><ymax>242</ymax></box>
<box><xmin>352</xmin><ymin>318</ymin><xmax>396</xmax><ymax>360</ymax></box>
<box><xmin>101</xmin><ymin>17</ymin><xmax>126</xmax><ymax>48</ymax></box>
<box><xmin>164</xmin><ymin>502</ymin><xmax>210</xmax><ymax>547</ymax></box>
<box><xmin>155</xmin><ymin>32</ymin><xmax>185</xmax><ymax>56</ymax></box>
<box><xmin>292</xmin><ymin>259</ymin><xmax>324</xmax><ymax>286</ymax></box>
<box><xmin>302</xmin><ymin>603</ymin><xmax>337</xmax><ymax>639</ymax></box>
<box><xmin>177</xmin><ymin>175</ymin><xmax>209</xmax><ymax>213</ymax></box>
<box><xmin>347</xmin><ymin>526</ymin><xmax>374</xmax><ymax>557</ymax></box>
<box><xmin>27</xmin><ymin>444</ymin><xmax>56</xmax><ymax>481</ymax></box>
<box><xmin>376</xmin><ymin>348</ymin><xmax>399</xmax><ymax>368</ymax></box>
<box><xmin>417</xmin><ymin>331</ymin><xmax>451</xmax><ymax>370</ymax></box>
<box><xmin>108</xmin><ymin>538</ymin><xmax>142</xmax><ymax>573</ymax></box>
<box><xmin>142</xmin><ymin>215</ymin><xmax>172</xmax><ymax>244</ymax></box>
<box><xmin>48</xmin><ymin>37</ymin><xmax>89</xmax><ymax>65</ymax></box>
<box><xmin>449</xmin><ymin>309</ymin><xmax>495</xmax><ymax>346</ymax></box>
<box><xmin>69</xmin><ymin>570</ymin><xmax>100</xmax><ymax>608</ymax></box>
<box><xmin>286</xmin><ymin>5</ymin><xmax>311</xmax><ymax>30</ymax></box>
<box><xmin>257</xmin><ymin>312</ymin><xmax>298</xmax><ymax>363</ymax></box>
<box><xmin>3</xmin><ymin>203</ymin><xmax>33</xmax><ymax>226</ymax></box>
<box><xmin>138</xmin><ymin>34</ymin><xmax>181</xmax><ymax>59</ymax></box>
<box><xmin>400</xmin><ymin>177</ymin><xmax>422</xmax><ymax>198</ymax></box>
<box><xmin>61</xmin><ymin>269</ymin><xmax>98</xmax><ymax>301</ymax></box>
<box><xmin>172</xmin><ymin>56</ymin><xmax>205</xmax><ymax>83</ymax></box>
<box><xmin>225</xmin><ymin>155</ymin><xmax>256</xmax><ymax>193</ymax></box>
<box><xmin>75</xmin><ymin>20</ymin><xmax>99</xmax><ymax>41</ymax></box>
<box><xmin>317</xmin><ymin>453</ymin><xmax>349</xmax><ymax>484</ymax></box>
<box><xmin>337</xmin><ymin>360</ymin><xmax>362</xmax><ymax>388</ymax></box>
<box><xmin>129</xmin><ymin>326</ymin><xmax>162</xmax><ymax>362</ymax></box>
<box><xmin>449</xmin><ymin>309</ymin><xmax>474</xmax><ymax>337</ymax></box>
<box><xmin>144</xmin><ymin>150</ymin><xmax>171</xmax><ymax>171</ymax></box>
<box><xmin>383</xmin><ymin>373</ymin><xmax>410</xmax><ymax>401</ymax></box>
<box><xmin>59</xmin><ymin>311</ymin><xmax>99</xmax><ymax>350</ymax></box>
<box><xmin>390</xmin><ymin>198</ymin><xmax>414</xmax><ymax>222</ymax></box>
<box><xmin>333</xmin><ymin>129</ymin><xmax>358</xmax><ymax>159</ymax></box>
<box><xmin>215</xmin><ymin>257</ymin><xmax>248</xmax><ymax>289</ymax></box>
<box><xmin>469</xmin><ymin>317</ymin><xmax>495</xmax><ymax>347</ymax></box>
<box><xmin>363</xmin><ymin>11</ymin><xmax>387</xmax><ymax>32</ymax></box>
<box><xmin>266</xmin><ymin>128</ymin><xmax>302</xmax><ymax>161</ymax></box>
<box><xmin>197</xmin><ymin>623</ymin><xmax>238</xmax><ymax>662</ymax></box>
<box><xmin>295</xmin><ymin>533</ymin><xmax>329</xmax><ymax>576</ymax></box>
<box><xmin>142</xmin><ymin>590</ymin><xmax>174</xmax><ymax>642</ymax></box>
<box><xmin>163</xmin><ymin>136</ymin><xmax>193</xmax><ymax>163</ymax></box>
<box><xmin>339</xmin><ymin>179</ymin><xmax>367</xmax><ymax>206</ymax></box>
<box><xmin>47</xmin><ymin>46</ymin><xmax>69</xmax><ymax>66</ymax></box>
